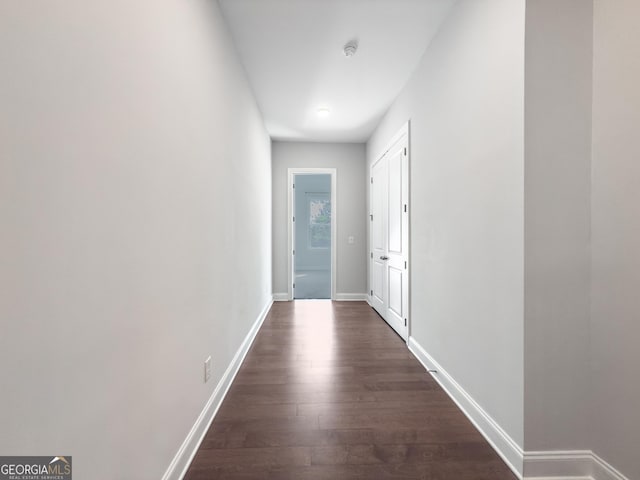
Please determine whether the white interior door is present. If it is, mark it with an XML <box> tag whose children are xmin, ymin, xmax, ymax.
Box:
<box><xmin>370</xmin><ymin>126</ymin><xmax>409</xmax><ymax>340</ymax></box>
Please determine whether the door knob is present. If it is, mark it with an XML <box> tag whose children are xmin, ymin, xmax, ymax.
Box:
<box><xmin>380</xmin><ymin>256</ymin><xmax>389</xmax><ymax>260</ymax></box>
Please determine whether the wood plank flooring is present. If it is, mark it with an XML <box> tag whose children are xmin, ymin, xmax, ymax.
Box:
<box><xmin>184</xmin><ymin>300</ymin><xmax>517</xmax><ymax>480</ymax></box>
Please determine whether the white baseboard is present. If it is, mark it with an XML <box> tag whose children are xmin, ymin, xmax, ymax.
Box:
<box><xmin>524</xmin><ymin>451</ymin><xmax>592</xmax><ymax>479</ymax></box>
<box><xmin>161</xmin><ymin>299</ymin><xmax>273</xmax><ymax>480</ymax></box>
<box><xmin>523</xmin><ymin>450</ymin><xmax>630</xmax><ymax>480</ymax></box>
<box><xmin>406</xmin><ymin>336</ymin><xmax>631</xmax><ymax>480</ymax></box>
<box><xmin>591</xmin><ymin>453</ymin><xmax>630</xmax><ymax>480</ymax></box>
<box><xmin>273</xmin><ymin>293</ymin><xmax>368</xmax><ymax>301</ymax></box>
<box><xmin>334</xmin><ymin>293</ymin><xmax>368</xmax><ymax>301</ymax></box>
<box><xmin>408</xmin><ymin>337</ymin><xmax>524</xmax><ymax>479</ymax></box>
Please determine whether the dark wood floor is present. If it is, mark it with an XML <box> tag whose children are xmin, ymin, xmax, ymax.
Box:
<box><xmin>185</xmin><ymin>301</ymin><xmax>517</xmax><ymax>480</ymax></box>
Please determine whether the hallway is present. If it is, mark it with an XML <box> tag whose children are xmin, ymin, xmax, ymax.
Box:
<box><xmin>185</xmin><ymin>301</ymin><xmax>517</xmax><ymax>479</ymax></box>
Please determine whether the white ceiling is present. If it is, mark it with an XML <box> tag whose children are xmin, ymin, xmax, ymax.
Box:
<box><xmin>218</xmin><ymin>0</ymin><xmax>456</xmax><ymax>143</ymax></box>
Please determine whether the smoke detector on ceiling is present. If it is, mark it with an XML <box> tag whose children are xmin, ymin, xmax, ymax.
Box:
<box><xmin>343</xmin><ymin>39</ymin><xmax>358</xmax><ymax>57</ymax></box>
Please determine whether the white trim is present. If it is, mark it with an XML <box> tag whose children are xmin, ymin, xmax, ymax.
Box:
<box><xmin>408</xmin><ymin>336</ymin><xmax>524</xmax><ymax>479</ymax></box>
<box><xmin>275</xmin><ymin>293</ymin><xmax>367</xmax><ymax>302</ymax></box>
<box><xmin>525</xmin><ymin>477</ymin><xmax>589</xmax><ymax>480</ymax></box>
<box><xmin>523</xmin><ymin>451</ymin><xmax>630</xmax><ymax>480</ymax></box>
<box><xmin>524</xmin><ymin>451</ymin><xmax>592</xmax><ymax>479</ymax></box>
<box><xmin>288</xmin><ymin>168</ymin><xmax>337</xmax><ymax>301</ymax></box>
<box><xmin>406</xmin><ymin>120</ymin><xmax>412</xmax><ymax>340</ymax></box>
<box><xmin>592</xmin><ymin>453</ymin><xmax>630</xmax><ymax>480</ymax></box>
<box><xmin>334</xmin><ymin>293</ymin><xmax>368</xmax><ymax>301</ymax></box>
<box><xmin>161</xmin><ymin>299</ymin><xmax>273</xmax><ymax>480</ymax></box>
<box><xmin>407</xmin><ymin>336</ymin><xmax>632</xmax><ymax>480</ymax></box>
<box><xmin>373</xmin><ymin>121</ymin><xmax>410</xmax><ymax>165</ymax></box>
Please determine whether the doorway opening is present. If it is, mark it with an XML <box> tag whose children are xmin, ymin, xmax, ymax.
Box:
<box><xmin>288</xmin><ymin>169</ymin><xmax>337</xmax><ymax>300</ymax></box>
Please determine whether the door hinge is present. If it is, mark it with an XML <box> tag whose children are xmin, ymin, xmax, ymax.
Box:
<box><xmin>293</xmin><ymin>249</ymin><xmax>295</xmax><ymax>255</ymax></box>
<box><xmin>293</xmin><ymin>183</ymin><xmax>295</xmax><ymax>189</ymax></box>
<box><xmin>293</xmin><ymin>283</ymin><xmax>295</xmax><ymax>289</ymax></box>
<box><xmin>370</xmin><ymin>290</ymin><xmax>373</xmax><ymax>296</ymax></box>
<box><xmin>293</xmin><ymin>216</ymin><xmax>295</xmax><ymax>222</ymax></box>
<box><xmin>371</xmin><ymin>177</ymin><xmax>373</xmax><ymax>184</ymax></box>
<box><xmin>404</xmin><ymin>261</ymin><xmax>407</xmax><ymax>269</ymax></box>
<box><xmin>404</xmin><ymin>147</ymin><xmax>407</xmax><ymax>156</ymax></box>
<box><xmin>404</xmin><ymin>318</ymin><xmax>407</xmax><ymax>327</ymax></box>
<box><xmin>404</xmin><ymin>204</ymin><xmax>407</xmax><ymax>213</ymax></box>
<box><xmin>370</xmin><ymin>214</ymin><xmax>373</xmax><ymax>221</ymax></box>
<box><xmin>370</xmin><ymin>252</ymin><xmax>373</xmax><ymax>259</ymax></box>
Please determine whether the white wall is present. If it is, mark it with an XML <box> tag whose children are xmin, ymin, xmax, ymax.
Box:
<box><xmin>367</xmin><ymin>0</ymin><xmax>525</xmax><ymax>451</ymax></box>
<box><xmin>591</xmin><ymin>0</ymin><xmax>640</xmax><ymax>478</ymax></box>
<box><xmin>523</xmin><ymin>0</ymin><xmax>592</xmax><ymax>452</ymax></box>
<box><xmin>0</xmin><ymin>1</ymin><xmax>272</xmax><ymax>479</ymax></box>
<box><xmin>272</xmin><ymin>142</ymin><xmax>367</xmax><ymax>298</ymax></box>
<box><xmin>368</xmin><ymin>2</ymin><xmax>639</xmax><ymax>478</ymax></box>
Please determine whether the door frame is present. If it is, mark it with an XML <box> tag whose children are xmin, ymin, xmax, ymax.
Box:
<box><xmin>287</xmin><ymin>168</ymin><xmax>337</xmax><ymax>300</ymax></box>
<box><xmin>368</xmin><ymin>121</ymin><xmax>411</xmax><ymax>340</ymax></box>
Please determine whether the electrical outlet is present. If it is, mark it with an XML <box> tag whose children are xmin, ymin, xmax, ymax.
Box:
<box><xmin>204</xmin><ymin>356</ymin><xmax>212</xmax><ymax>383</ymax></box>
